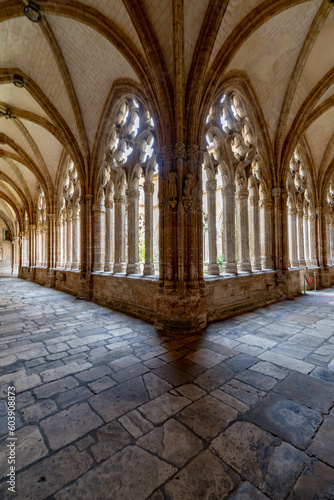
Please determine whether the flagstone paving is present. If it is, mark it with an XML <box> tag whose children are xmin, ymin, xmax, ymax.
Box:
<box><xmin>0</xmin><ymin>277</ymin><xmax>334</xmax><ymax>499</ymax></box>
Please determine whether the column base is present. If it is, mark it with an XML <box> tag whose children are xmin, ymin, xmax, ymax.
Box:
<box><xmin>261</xmin><ymin>259</ymin><xmax>274</xmax><ymax>270</ymax></box>
<box><xmin>143</xmin><ymin>263</ymin><xmax>155</xmax><ymax>276</ymax></box>
<box><xmin>113</xmin><ymin>262</ymin><xmax>127</xmax><ymax>274</ymax></box>
<box><xmin>251</xmin><ymin>260</ymin><xmax>262</xmax><ymax>271</ymax></box>
<box><xmin>207</xmin><ymin>263</ymin><xmax>220</xmax><ymax>275</ymax></box>
<box><xmin>289</xmin><ymin>260</ymin><xmax>300</xmax><ymax>268</ymax></box>
<box><xmin>237</xmin><ymin>261</ymin><xmax>252</xmax><ymax>273</ymax></box>
<box><xmin>104</xmin><ymin>263</ymin><xmax>114</xmax><ymax>273</ymax></box>
<box><xmin>71</xmin><ymin>262</ymin><xmax>79</xmax><ymax>270</ymax></box>
<box><xmin>222</xmin><ymin>263</ymin><xmax>237</xmax><ymax>274</ymax></box>
<box><xmin>298</xmin><ymin>259</ymin><xmax>306</xmax><ymax>267</ymax></box>
<box><xmin>93</xmin><ymin>264</ymin><xmax>104</xmax><ymax>272</ymax></box>
<box><xmin>155</xmin><ymin>287</ymin><xmax>207</xmax><ymax>334</ymax></box>
<box><xmin>127</xmin><ymin>263</ymin><xmax>141</xmax><ymax>275</ymax></box>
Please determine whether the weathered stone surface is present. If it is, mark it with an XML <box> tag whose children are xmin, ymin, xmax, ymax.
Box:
<box><xmin>222</xmin><ymin>379</ymin><xmax>265</xmax><ymax>405</ymax></box>
<box><xmin>310</xmin><ymin>366</ymin><xmax>334</xmax><ymax>384</ymax></box>
<box><xmin>228</xmin><ymin>482</ymin><xmax>270</xmax><ymax>499</ymax></box>
<box><xmin>0</xmin><ymin>446</ymin><xmax>93</xmax><ymax>500</ymax></box>
<box><xmin>108</xmin><ymin>354</ymin><xmax>141</xmax><ymax>370</ymax></box>
<box><xmin>176</xmin><ymin>383</ymin><xmax>207</xmax><ymax>401</ymax></box>
<box><xmin>56</xmin><ymin>386</ymin><xmax>92</xmax><ymax>408</ymax></box>
<box><xmin>90</xmin><ymin>377</ymin><xmax>149</xmax><ymax>421</ymax></box>
<box><xmin>225</xmin><ymin>354</ymin><xmax>257</xmax><ymax>373</ymax></box>
<box><xmin>139</xmin><ymin>392</ymin><xmax>190</xmax><ymax>424</ymax></box>
<box><xmin>177</xmin><ymin>395</ymin><xmax>237</xmax><ymax>439</ymax></box>
<box><xmin>153</xmin><ymin>364</ymin><xmax>193</xmax><ymax>386</ymax></box>
<box><xmin>239</xmin><ymin>334</ymin><xmax>277</xmax><ymax>349</ymax></box>
<box><xmin>211</xmin><ymin>389</ymin><xmax>250</xmax><ymax>412</ymax></box>
<box><xmin>0</xmin><ymin>425</ymin><xmax>48</xmax><ymax>478</ymax></box>
<box><xmin>87</xmin><ymin>376</ymin><xmax>116</xmax><ymax>393</ymax></box>
<box><xmin>273</xmin><ymin>371</ymin><xmax>334</xmax><ymax>412</ymax></box>
<box><xmin>54</xmin><ymin>446</ymin><xmax>176</xmax><ymax>500</ymax></box>
<box><xmin>250</xmin><ymin>361</ymin><xmax>289</xmax><ymax>380</ymax></box>
<box><xmin>137</xmin><ymin>419</ymin><xmax>203</xmax><ymax>467</ymax></box>
<box><xmin>91</xmin><ymin>421</ymin><xmax>132</xmax><ymax>463</ymax></box>
<box><xmin>34</xmin><ymin>376</ymin><xmax>79</xmax><ymax>398</ymax></box>
<box><xmin>21</xmin><ymin>399</ymin><xmax>57</xmax><ymax>422</ymax></box>
<box><xmin>164</xmin><ymin>450</ymin><xmax>240</xmax><ymax>499</ymax></box>
<box><xmin>211</xmin><ymin>421</ymin><xmax>306</xmax><ymax>498</ymax></box>
<box><xmin>74</xmin><ymin>364</ymin><xmax>112</xmax><ymax>382</ymax></box>
<box><xmin>308</xmin><ymin>415</ymin><xmax>334</xmax><ymax>467</ymax></box>
<box><xmin>236</xmin><ymin>370</ymin><xmax>277</xmax><ymax>391</ymax></box>
<box><xmin>119</xmin><ymin>409</ymin><xmax>154</xmax><ymax>438</ymax></box>
<box><xmin>258</xmin><ymin>352</ymin><xmax>314</xmax><ymax>374</ymax></box>
<box><xmin>185</xmin><ymin>348</ymin><xmax>227</xmax><ymax>368</ymax></box>
<box><xmin>41</xmin><ymin>403</ymin><xmax>103</xmax><ymax>450</ymax></box>
<box><xmin>193</xmin><ymin>363</ymin><xmax>234</xmax><ymax>391</ymax></box>
<box><xmin>40</xmin><ymin>361</ymin><xmax>93</xmax><ymax>382</ymax></box>
<box><xmin>142</xmin><ymin>372</ymin><xmax>173</xmax><ymax>399</ymax></box>
<box><xmin>288</xmin><ymin>458</ymin><xmax>334</xmax><ymax>500</ymax></box>
<box><xmin>246</xmin><ymin>393</ymin><xmax>322</xmax><ymax>449</ymax></box>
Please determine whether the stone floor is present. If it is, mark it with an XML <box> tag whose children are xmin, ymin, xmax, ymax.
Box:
<box><xmin>0</xmin><ymin>278</ymin><xmax>334</xmax><ymax>499</ymax></box>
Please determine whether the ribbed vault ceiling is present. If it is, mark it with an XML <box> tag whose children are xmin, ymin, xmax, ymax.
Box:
<box><xmin>0</xmin><ymin>0</ymin><xmax>333</xmax><ymax>234</ymax></box>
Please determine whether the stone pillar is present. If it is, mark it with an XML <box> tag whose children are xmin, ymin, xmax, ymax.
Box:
<box><xmin>206</xmin><ymin>179</ymin><xmax>219</xmax><ymax>275</ymax></box>
<box><xmin>296</xmin><ymin>204</ymin><xmax>306</xmax><ymax>266</ymax></box>
<box><xmin>62</xmin><ymin>218</ymin><xmax>67</xmax><ymax>269</ymax></box>
<box><xmin>71</xmin><ymin>214</ymin><xmax>80</xmax><ymax>270</ymax></box>
<box><xmin>143</xmin><ymin>181</ymin><xmax>155</xmax><ymax>276</ymax></box>
<box><xmin>249</xmin><ymin>194</ymin><xmax>261</xmax><ymax>271</ymax></box>
<box><xmin>330</xmin><ymin>213</ymin><xmax>334</xmax><ymax>266</ymax></box>
<box><xmin>29</xmin><ymin>224</ymin><xmax>35</xmax><ymax>267</ymax></box>
<box><xmin>127</xmin><ymin>187</ymin><xmax>141</xmax><ymax>274</ymax></box>
<box><xmin>92</xmin><ymin>204</ymin><xmax>105</xmax><ymax>272</ymax></box>
<box><xmin>272</xmin><ymin>187</ymin><xmax>282</xmax><ymax>270</ymax></box>
<box><xmin>288</xmin><ymin>207</ymin><xmax>299</xmax><ymax>268</ymax></box>
<box><xmin>47</xmin><ymin>214</ymin><xmax>55</xmax><ymax>270</ymax></box>
<box><xmin>36</xmin><ymin>229</ymin><xmax>41</xmax><ymax>266</ymax></box>
<box><xmin>236</xmin><ymin>189</ymin><xmax>251</xmax><ymax>273</ymax></box>
<box><xmin>303</xmin><ymin>207</ymin><xmax>310</xmax><ymax>266</ymax></box>
<box><xmin>56</xmin><ymin>220</ymin><xmax>61</xmax><ymax>268</ymax></box>
<box><xmin>308</xmin><ymin>211</ymin><xmax>318</xmax><ymax>266</ymax></box>
<box><xmin>66</xmin><ymin>212</ymin><xmax>72</xmax><ymax>269</ymax></box>
<box><xmin>221</xmin><ymin>184</ymin><xmax>237</xmax><ymax>274</ymax></box>
<box><xmin>104</xmin><ymin>200</ymin><xmax>114</xmax><ymax>273</ymax></box>
<box><xmin>113</xmin><ymin>194</ymin><xmax>127</xmax><ymax>273</ymax></box>
<box><xmin>316</xmin><ymin>206</ymin><xmax>326</xmax><ymax>268</ymax></box>
<box><xmin>259</xmin><ymin>198</ymin><xmax>274</xmax><ymax>270</ymax></box>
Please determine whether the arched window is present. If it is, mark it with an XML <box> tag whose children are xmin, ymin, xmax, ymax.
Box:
<box><xmin>286</xmin><ymin>145</ymin><xmax>316</xmax><ymax>268</ymax></box>
<box><xmin>94</xmin><ymin>95</ymin><xmax>159</xmax><ymax>276</ymax></box>
<box><xmin>203</xmin><ymin>91</ymin><xmax>273</xmax><ymax>276</ymax></box>
<box><xmin>57</xmin><ymin>158</ymin><xmax>81</xmax><ymax>270</ymax></box>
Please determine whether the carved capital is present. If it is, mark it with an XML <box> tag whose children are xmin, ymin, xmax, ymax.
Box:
<box><xmin>144</xmin><ymin>181</ymin><xmax>155</xmax><ymax>194</ymax></box>
<box><xmin>206</xmin><ymin>180</ymin><xmax>217</xmax><ymax>192</ymax></box>
<box><xmin>114</xmin><ymin>195</ymin><xmax>126</xmax><ymax>204</ymax></box>
<box><xmin>316</xmin><ymin>206</ymin><xmax>323</xmax><ymax>216</ymax></box>
<box><xmin>259</xmin><ymin>198</ymin><xmax>272</xmax><ymax>209</ymax></box>
<box><xmin>126</xmin><ymin>188</ymin><xmax>140</xmax><ymax>200</ymax></box>
<box><xmin>249</xmin><ymin>195</ymin><xmax>259</xmax><ymax>206</ymax></box>
<box><xmin>92</xmin><ymin>204</ymin><xmax>105</xmax><ymax>213</ymax></box>
<box><xmin>222</xmin><ymin>184</ymin><xmax>235</xmax><ymax>197</ymax></box>
<box><xmin>105</xmin><ymin>200</ymin><xmax>114</xmax><ymax>209</ymax></box>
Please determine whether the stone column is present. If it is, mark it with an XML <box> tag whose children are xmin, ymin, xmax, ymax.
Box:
<box><xmin>206</xmin><ymin>179</ymin><xmax>219</xmax><ymax>275</ymax></box>
<box><xmin>47</xmin><ymin>214</ymin><xmax>55</xmax><ymax>270</ymax></box>
<box><xmin>248</xmin><ymin>194</ymin><xmax>261</xmax><ymax>270</ymax></box>
<box><xmin>113</xmin><ymin>194</ymin><xmax>127</xmax><ymax>273</ymax></box>
<box><xmin>66</xmin><ymin>212</ymin><xmax>72</xmax><ymax>269</ymax></box>
<box><xmin>308</xmin><ymin>211</ymin><xmax>318</xmax><ymax>266</ymax></box>
<box><xmin>104</xmin><ymin>200</ymin><xmax>114</xmax><ymax>273</ymax></box>
<box><xmin>288</xmin><ymin>207</ymin><xmax>299</xmax><ymax>267</ymax></box>
<box><xmin>71</xmin><ymin>214</ymin><xmax>80</xmax><ymax>270</ymax></box>
<box><xmin>221</xmin><ymin>184</ymin><xmax>237</xmax><ymax>274</ymax></box>
<box><xmin>127</xmin><ymin>187</ymin><xmax>141</xmax><ymax>274</ymax></box>
<box><xmin>330</xmin><ymin>213</ymin><xmax>334</xmax><ymax>266</ymax></box>
<box><xmin>62</xmin><ymin>218</ymin><xmax>67</xmax><ymax>269</ymax></box>
<box><xmin>296</xmin><ymin>204</ymin><xmax>306</xmax><ymax>266</ymax></box>
<box><xmin>36</xmin><ymin>229</ymin><xmax>41</xmax><ymax>266</ymax></box>
<box><xmin>92</xmin><ymin>204</ymin><xmax>105</xmax><ymax>272</ymax></box>
<box><xmin>143</xmin><ymin>181</ymin><xmax>155</xmax><ymax>276</ymax></box>
<box><xmin>236</xmin><ymin>189</ymin><xmax>251</xmax><ymax>273</ymax></box>
<box><xmin>316</xmin><ymin>206</ymin><xmax>326</xmax><ymax>268</ymax></box>
<box><xmin>272</xmin><ymin>187</ymin><xmax>282</xmax><ymax>270</ymax></box>
<box><xmin>56</xmin><ymin>220</ymin><xmax>61</xmax><ymax>268</ymax></box>
<box><xmin>28</xmin><ymin>225</ymin><xmax>35</xmax><ymax>267</ymax></box>
<box><xmin>303</xmin><ymin>207</ymin><xmax>310</xmax><ymax>266</ymax></box>
<box><xmin>259</xmin><ymin>198</ymin><xmax>274</xmax><ymax>270</ymax></box>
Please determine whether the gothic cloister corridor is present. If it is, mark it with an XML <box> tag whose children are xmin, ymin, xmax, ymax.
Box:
<box><xmin>0</xmin><ymin>277</ymin><xmax>333</xmax><ymax>499</ymax></box>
